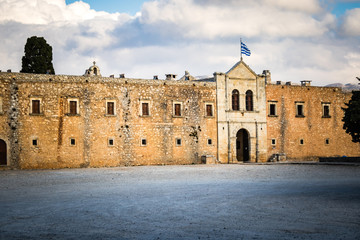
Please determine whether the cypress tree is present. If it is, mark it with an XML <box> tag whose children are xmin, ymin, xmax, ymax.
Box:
<box><xmin>21</xmin><ymin>36</ymin><xmax>55</xmax><ymax>74</ymax></box>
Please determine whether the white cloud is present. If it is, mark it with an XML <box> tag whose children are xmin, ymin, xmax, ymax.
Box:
<box><xmin>0</xmin><ymin>0</ymin><xmax>123</xmax><ymax>24</ymax></box>
<box><xmin>341</xmin><ymin>8</ymin><xmax>360</xmax><ymax>36</ymax></box>
<box><xmin>0</xmin><ymin>0</ymin><xmax>358</xmax><ymax>86</ymax></box>
<box><xmin>140</xmin><ymin>0</ymin><xmax>335</xmax><ymax>39</ymax></box>
<box><xmin>263</xmin><ymin>0</ymin><xmax>322</xmax><ymax>13</ymax></box>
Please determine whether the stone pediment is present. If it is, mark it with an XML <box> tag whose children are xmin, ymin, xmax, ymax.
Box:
<box><xmin>226</xmin><ymin>60</ymin><xmax>256</xmax><ymax>80</ymax></box>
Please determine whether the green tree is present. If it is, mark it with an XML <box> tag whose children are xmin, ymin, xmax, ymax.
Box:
<box><xmin>342</xmin><ymin>78</ymin><xmax>360</xmax><ymax>143</ymax></box>
<box><xmin>21</xmin><ymin>36</ymin><xmax>55</xmax><ymax>74</ymax></box>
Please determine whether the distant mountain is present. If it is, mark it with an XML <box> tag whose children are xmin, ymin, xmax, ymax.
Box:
<box><xmin>325</xmin><ymin>83</ymin><xmax>360</xmax><ymax>91</ymax></box>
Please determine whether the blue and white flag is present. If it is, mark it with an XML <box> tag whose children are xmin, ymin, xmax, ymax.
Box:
<box><xmin>241</xmin><ymin>41</ymin><xmax>251</xmax><ymax>56</ymax></box>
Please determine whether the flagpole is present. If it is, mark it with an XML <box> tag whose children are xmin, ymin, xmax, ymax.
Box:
<box><xmin>240</xmin><ymin>38</ymin><xmax>243</xmax><ymax>61</ymax></box>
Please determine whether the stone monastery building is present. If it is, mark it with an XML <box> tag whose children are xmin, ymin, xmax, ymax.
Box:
<box><xmin>0</xmin><ymin>60</ymin><xmax>359</xmax><ymax>169</ymax></box>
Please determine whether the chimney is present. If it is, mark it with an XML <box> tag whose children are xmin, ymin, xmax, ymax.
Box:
<box><xmin>110</xmin><ymin>75</ymin><xmax>114</xmax><ymax>78</ymax></box>
<box><xmin>276</xmin><ymin>81</ymin><xmax>282</xmax><ymax>85</ymax></box>
<box><xmin>301</xmin><ymin>80</ymin><xmax>311</xmax><ymax>86</ymax></box>
<box><xmin>286</xmin><ymin>81</ymin><xmax>292</xmax><ymax>85</ymax></box>
<box><xmin>7</xmin><ymin>69</ymin><xmax>11</xmax><ymax>73</ymax></box>
<box><xmin>165</xmin><ymin>74</ymin><xmax>177</xmax><ymax>81</ymax></box>
<box><xmin>262</xmin><ymin>70</ymin><xmax>271</xmax><ymax>84</ymax></box>
<box><xmin>119</xmin><ymin>74</ymin><xmax>125</xmax><ymax>78</ymax></box>
<box><xmin>153</xmin><ymin>75</ymin><xmax>158</xmax><ymax>80</ymax></box>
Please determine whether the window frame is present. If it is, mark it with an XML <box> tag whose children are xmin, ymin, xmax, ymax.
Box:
<box><xmin>245</xmin><ymin>90</ymin><xmax>254</xmax><ymax>111</ymax></box>
<box><xmin>232</xmin><ymin>89</ymin><xmax>240</xmax><ymax>111</ymax></box>
<box><xmin>175</xmin><ymin>138</ymin><xmax>182</xmax><ymax>146</ymax></box>
<box><xmin>67</xmin><ymin>98</ymin><xmax>79</xmax><ymax>115</ymax></box>
<box><xmin>295</xmin><ymin>102</ymin><xmax>305</xmax><ymax>117</ymax></box>
<box><xmin>141</xmin><ymin>138</ymin><xmax>147</xmax><ymax>147</ymax></box>
<box><xmin>70</xmin><ymin>138</ymin><xmax>76</xmax><ymax>146</ymax></box>
<box><xmin>322</xmin><ymin>102</ymin><xmax>331</xmax><ymax>118</ymax></box>
<box><xmin>32</xmin><ymin>138</ymin><xmax>39</xmax><ymax>147</ymax></box>
<box><xmin>105</xmin><ymin>99</ymin><xmax>116</xmax><ymax>116</ymax></box>
<box><xmin>173</xmin><ymin>101</ymin><xmax>183</xmax><ymax>117</ymax></box>
<box><xmin>268</xmin><ymin>101</ymin><xmax>277</xmax><ymax>117</ymax></box>
<box><xmin>271</xmin><ymin>138</ymin><xmax>276</xmax><ymax>146</ymax></box>
<box><xmin>108</xmin><ymin>138</ymin><xmax>114</xmax><ymax>147</ymax></box>
<box><xmin>205</xmin><ymin>102</ymin><xmax>214</xmax><ymax>117</ymax></box>
<box><xmin>140</xmin><ymin>100</ymin><xmax>151</xmax><ymax>117</ymax></box>
<box><xmin>29</xmin><ymin>97</ymin><xmax>43</xmax><ymax>115</ymax></box>
<box><xmin>207</xmin><ymin>138</ymin><xmax>213</xmax><ymax>145</ymax></box>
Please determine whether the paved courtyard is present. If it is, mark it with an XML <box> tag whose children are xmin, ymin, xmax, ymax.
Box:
<box><xmin>0</xmin><ymin>164</ymin><xmax>359</xmax><ymax>239</ymax></box>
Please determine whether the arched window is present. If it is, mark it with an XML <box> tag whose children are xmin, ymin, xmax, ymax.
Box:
<box><xmin>246</xmin><ymin>90</ymin><xmax>253</xmax><ymax>111</ymax></box>
<box><xmin>232</xmin><ymin>90</ymin><xmax>239</xmax><ymax>110</ymax></box>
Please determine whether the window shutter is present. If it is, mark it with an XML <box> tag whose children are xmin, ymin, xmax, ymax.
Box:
<box><xmin>70</xmin><ymin>101</ymin><xmax>77</xmax><ymax>114</ymax></box>
<box><xmin>142</xmin><ymin>103</ymin><xmax>149</xmax><ymax>116</ymax></box>
<box><xmin>107</xmin><ymin>102</ymin><xmax>114</xmax><ymax>115</ymax></box>
<box><xmin>32</xmin><ymin>100</ymin><xmax>40</xmax><ymax>114</ymax></box>
<box><xmin>206</xmin><ymin>105</ymin><xmax>212</xmax><ymax>116</ymax></box>
<box><xmin>175</xmin><ymin>104</ymin><xmax>181</xmax><ymax>116</ymax></box>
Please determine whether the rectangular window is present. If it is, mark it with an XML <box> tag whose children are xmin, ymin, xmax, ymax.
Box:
<box><xmin>205</xmin><ymin>103</ymin><xmax>214</xmax><ymax>117</ymax></box>
<box><xmin>173</xmin><ymin>102</ymin><xmax>182</xmax><ymax>117</ymax></box>
<box><xmin>268</xmin><ymin>102</ymin><xmax>277</xmax><ymax>116</ymax></box>
<box><xmin>271</xmin><ymin>139</ymin><xmax>276</xmax><ymax>145</ymax></box>
<box><xmin>176</xmin><ymin>138</ymin><xmax>182</xmax><ymax>146</ymax></box>
<box><xmin>141</xmin><ymin>138</ymin><xmax>147</xmax><ymax>146</ymax></box>
<box><xmin>70</xmin><ymin>138</ymin><xmax>76</xmax><ymax>146</ymax></box>
<box><xmin>30</xmin><ymin>97</ymin><xmax>42</xmax><ymax>115</ymax></box>
<box><xmin>207</xmin><ymin>139</ymin><xmax>212</xmax><ymax>145</ymax></box>
<box><xmin>32</xmin><ymin>139</ymin><xmax>38</xmax><ymax>146</ymax></box>
<box><xmin>108</xmin><ymin>138</ymin><xmax>114</xmax><ymax>146</ymax></box>
<box><xmin>325</xmin><ymin>138</ymin><xmax>330</xmax><ymax>145</ymax></box>
<box><xmin>295</xmin><ymin>102</ymin><xmax>305</xmax><ymax>117</ymax></box>
<box><xmin>322</xmin><ymin>103</ymin><xmax>331</xmax><ymax>118</ymax></box>
<box><xmin>107</xmin><ymin>101</ymin><xmax>115</xmax><ymax>115</ymax></box>
<box><xmin>32</xmin><ymin>100</ymin><xmax>40</xmax><ymax>114</ymax></box>
<box><xmin>140</xmin><ymin>100</ymin><xmax>151</xmax><ymax>117</ymax></box>
<box><xmin>69</xmin><ymin>101</ymin><xmax>77</xmax><ymax>115</ymax></box>
<box><xmin>142</xmin><ymin>102</ymin><xmax>149</xmax><ymax>116</ymax></box>
<box><xmin>300</xmin><ymin>139</ymin><xmax>304</xmax><ymax>145</ymax></box>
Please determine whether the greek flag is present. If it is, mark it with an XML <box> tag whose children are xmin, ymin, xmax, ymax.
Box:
<box><xmin>241</xmin><ymin>41</ymin><xmax>251</xmax><ymax>56</ymax></box>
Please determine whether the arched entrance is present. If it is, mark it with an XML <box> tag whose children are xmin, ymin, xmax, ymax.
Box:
<box><xmin>0</xmin><ymin>139</ymin><xmax>7</xmax><ymax>165</ymax></box>
<box><xmin>236</xmin><ymin>129</ymin><xmax>250</xmax><ymax>162</ymax></box>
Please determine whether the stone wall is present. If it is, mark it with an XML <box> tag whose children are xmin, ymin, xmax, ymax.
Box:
<box><xmin>266</xmin><ymin>84</ymin><xmax>360</xmax><ymax>161</ymax></box>
<box><xmin>0</xmin><ymin>72</ymin><xmax>217</xmax><ymax>169</ymax></box>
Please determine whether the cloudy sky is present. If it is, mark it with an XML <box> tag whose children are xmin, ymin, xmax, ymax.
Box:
<box><xmin>0</xmin><ymin>0</ymin><xmax>359</xmax><ymax>85</ymax></box>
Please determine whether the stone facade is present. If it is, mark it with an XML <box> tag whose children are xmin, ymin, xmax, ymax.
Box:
<box><xmin>266</xmin><ymin>83</ymin><xmax>360</xmax><ymax>161</ymax></box>
<box><xmin>215</xmin><ymin>61</ymin><xmax>267</xmax><ymax>163</ymax></box>
<box><xmin>0</xmin><ymin>73</ymin><xmax>217</xmax><ymax>169</ymax></box>
<box><xmin>0</xmin><ymin>60</ymin><xmax>358</xmax><ymax>169</ymax></box>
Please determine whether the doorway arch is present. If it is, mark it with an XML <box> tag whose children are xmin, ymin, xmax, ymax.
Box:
<box><xmin>236</xmin><ymin>129</ymin><xmax>250</xmax><ymax>162</ymax></box>
<box><xmin>0</xmin><ymin>139</ymin><xmax>7</xmax><ymax>165</ymax></box>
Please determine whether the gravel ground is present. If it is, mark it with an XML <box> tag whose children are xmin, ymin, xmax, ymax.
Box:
<box><xmin>0</xmin><ymin>164</ymin><xmax>359</xmax><ymax>240</ymax></box>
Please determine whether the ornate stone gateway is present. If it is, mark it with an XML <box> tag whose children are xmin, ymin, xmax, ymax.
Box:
<box><xmin>0</xmin><ymin>139</ymin><xmax>7</xmax><ymax>165</ymax></box>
